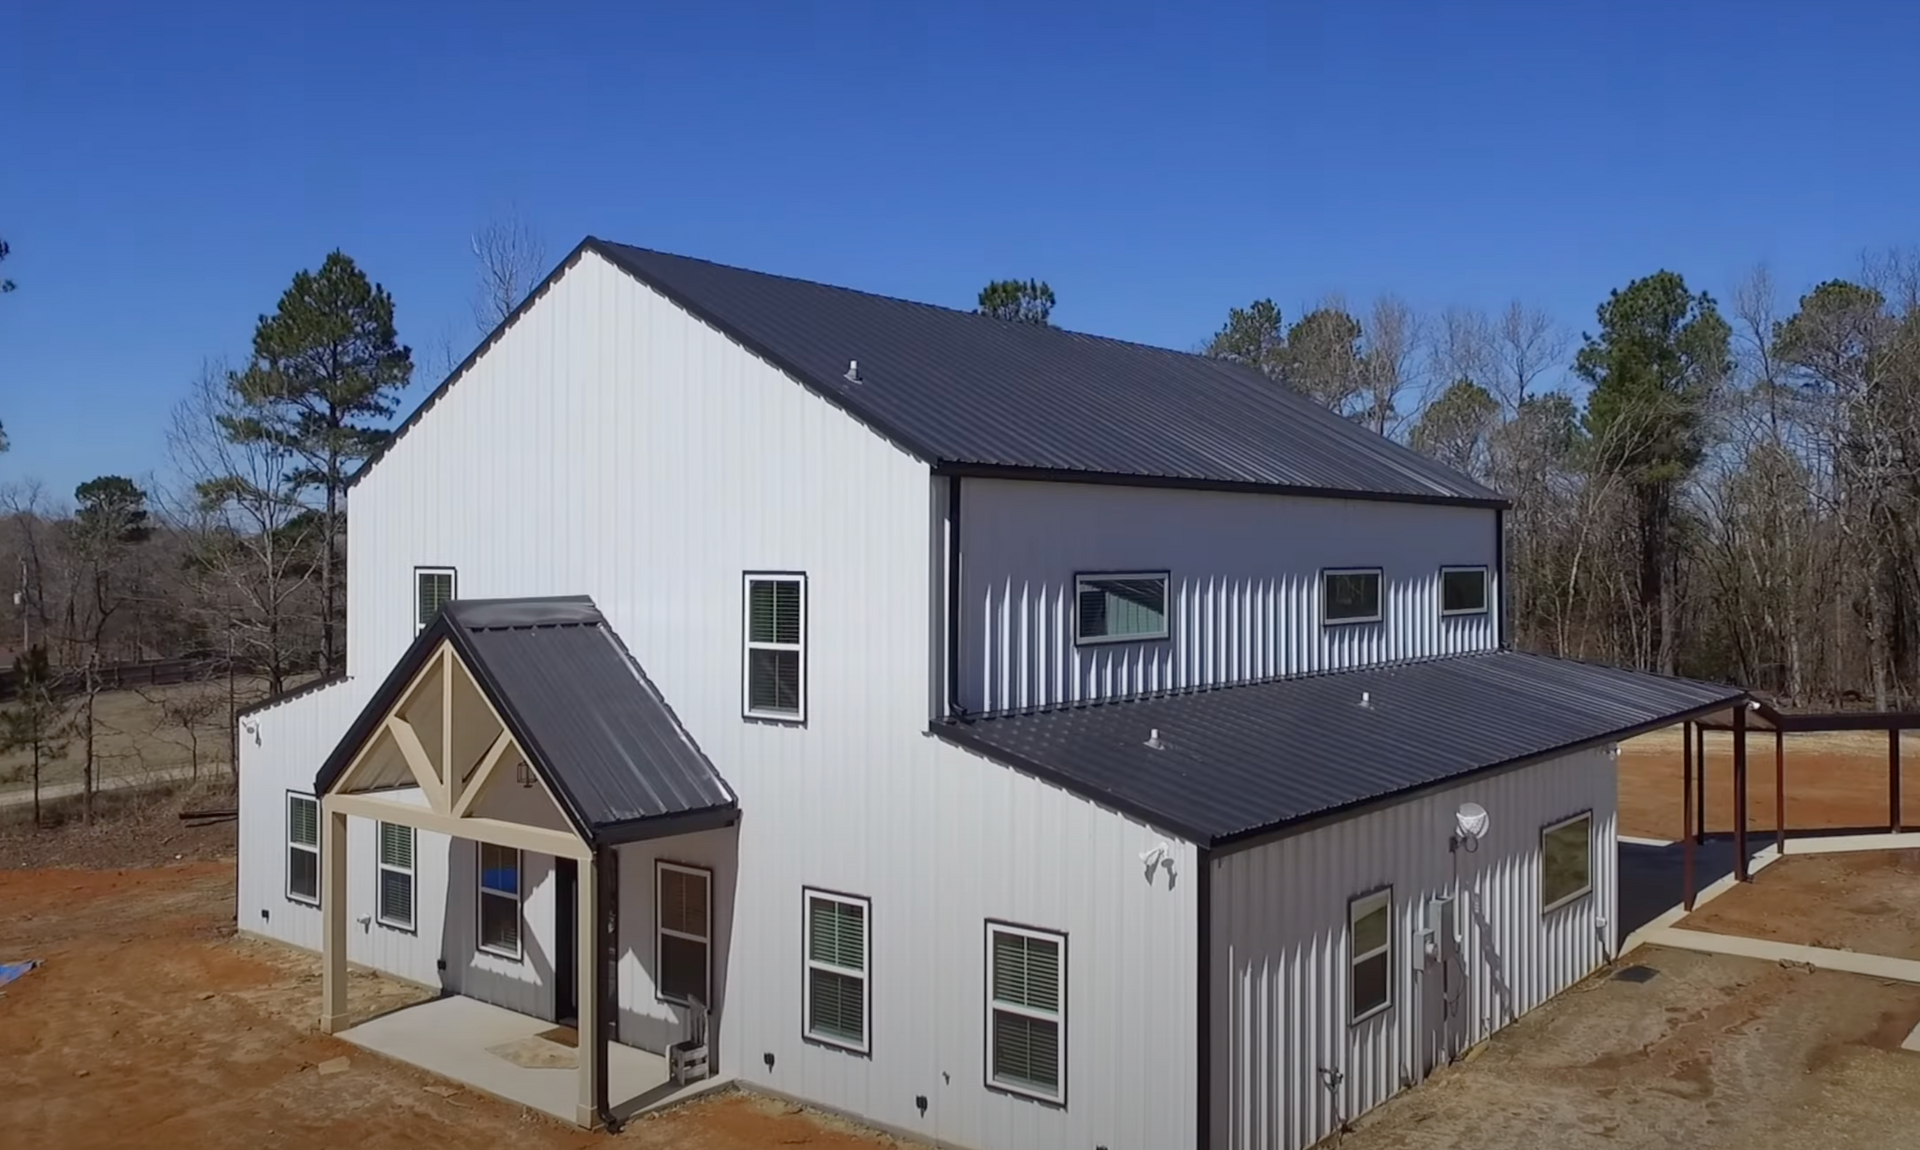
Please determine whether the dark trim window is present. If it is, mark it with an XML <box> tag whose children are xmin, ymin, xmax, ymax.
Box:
<box><xmin>743</xmin><ymin>574</ymin><xmax>806</xmax><ymax>721</ymax></box>
<box><xmin>986</xmin><ymin>921</ymin><xmax>1066</xmax><ymax>1104</ymax></box>
<box><xmin>1350</xmin><ymin>887</ymin><xmax>1392</xmax><ymax>1023</ymax></box>
<box><xmin>1440</xmin><ymin>566</ymin><xmax>1489</xmax><ymax>616</ymax></box>
<box><xmin>1074</xmin><ymin>572</ymin><xmax>1169</xmax><ymax>645</ymax></box>
<box><xmin>803</xmin><ymin>889</ymin><xmax>870</xmax><ymax>1053</ymax></box>
<box><xmin>477</xmin><ymin>843</ymin><xmax>522</xmax><ymax>959</ymax></box>
<box><xmin>376</xmin><ymin>822</ymin><xmax>416</xmax><ymax>930</ymax></box>
<box><xmin>286</xmin><ymin>792</ymin><xmax>319</xmax><ymax>905</ymax></box>
<box><xmin>657</xmin><ymin>861</ymin><xmax>712</xmax><ymax>1006</ymax></box>
<box><xmin>1323</xmin><ymin>568</ymin><xmax>1383</xmax><ymax>625</ymax></box>
<box><xmin>1541</xmin><ymin>812</ymin><xmax>1594</xmax><ymax>912</ymax></box>
<box><xmin>416</xmin><ymin>567</ymin><xmax>456</xmax><ymax>632</ymax></box>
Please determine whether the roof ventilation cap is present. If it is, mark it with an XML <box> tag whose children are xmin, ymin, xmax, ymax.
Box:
<box><xmin>1144</xmin><ymin>727</ymin><xmax>1165</xmax><ymax>750</ymax></box>
<box><xmin>1359</xmin><ymin>690</ymin><xmax>1373</xmax><ymax>709</ymax></box>
<box><xmin>844</xmin><ymin>359</ymin><xmax>862</xmax><ymax>384</ymax></box>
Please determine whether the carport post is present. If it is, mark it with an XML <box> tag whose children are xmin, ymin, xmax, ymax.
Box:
<box><xmin>1733</xmin><ymin>704</ymin><xmax>1749</xmax><ymax>882</ymax></box>
<box><xmin>575</xmin><ymin>849</ymin><xmax>601</xmax><ymax>1129</ymax></box>
<box><xmin>1682</xmin><ymin>721</ymin><xmax>1695</xmax><ymax>910</ymax></box>
<box><xmin>1891</xmin><ymin>728</ymin><xmax>1902</xmax><ymax>834</ymax></box>
<box><xmin>320</xmin><ymin>801</ymin><xmax>349</xmax><ymax>1034</ymax></box>
<box><xmin>1775</xmin><ymin>728</ymin><xmax>1785</xmax><ymax>857</ymax></box>
<box><xmin>1695</xmin><ymin>723</ymin><xmax>1707</xmax><ymax>844</ymax></box>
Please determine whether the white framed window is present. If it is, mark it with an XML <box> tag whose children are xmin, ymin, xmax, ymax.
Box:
<box><xmin>477</xmin><ymin>842</ymin><xmax>522</xmax><ymax>959</ymax></box>
<box><xmin>1541</xmin><ymin>812</ymin><xmax>1594</xmax><ymax>912</ymax></box>
<box><xmin>657</xmin><ymin>861</ymin><xmax>712</xmax><ymax>1006</ymax></box>
<box><xmin>986</xmin><ymin>921</ymin><xmax>1066</xmax><ymax>1104</ymax></box>
<box><xmin>1349</xmin><ymin>888</ymin><xmax>1392</xmax><ymax>1023</ymax></box>
<box><xmin>416</xmin><ymin>567</ymin><xmax>456</xmax><ymax>632</ymax></box>
<box><xmin>803</xmin><ymin>889</ymin><xmax>870</xmax><ymax>1053</ymax></box>
<box><xmin>376</xmin><ymin>822</ymin><xmax>415</xmax><ymax>930</ymax></box>
<box><xmin>286</xmin><ymin>792</ymin><xmax>319</xmax><ymax>905</ymax></box>
<box><xmin>1440</xmin><ymin>566</ymin><xmax>1489</xmax><ymax>616</ymax></box>
<box><xmin>1323</xmin><ymin>568</ymin><xmax>1383</xmax><ymax>625</ymax></box>
<box><xmin>1074</xmin><ymin>572</ymin><xmax>1170</xmax><ymax>645</ymax></box>
<box><xmin>743</xmin><ymin>573</ymin><xmax>806</xmax><ymax>721</ymax></box>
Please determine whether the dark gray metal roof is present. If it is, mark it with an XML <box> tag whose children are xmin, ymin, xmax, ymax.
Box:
<box><xmin>315</xmin><ymin>596</ymin><xmax>736</xmax><ymax>844</ymax></box>
<box><xmin>936</xmin><ymin>650</ymin><xmax>1745</xmax><ymax>848</ymax></box>
<box><xmin>590</xmin><ymin>241</ymin><xmax>1504</xmax><ymax>508</ymax></box>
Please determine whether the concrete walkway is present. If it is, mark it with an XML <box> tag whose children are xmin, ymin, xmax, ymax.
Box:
<box><xmin>0</xmin><ymin>764</ymin><xmax>203</xmax><ymax>811</ymax></box>
<box><xmin>339</xmin><ymin>995</ymin><xmax>728</xmax><ymax>1126</ymax></box>
<box><xmin>1637</xmin><ymin>925</ymin><xmax>1920</xmax><ymax>984</ymax></box>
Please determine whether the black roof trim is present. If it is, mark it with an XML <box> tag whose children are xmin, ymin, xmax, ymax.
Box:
<box><xmin>931</xmin><ymin>461</ymin><xmax>1511</xmax><ymax>510</ymax></box>
<box><xmin>237</xmin><ymin>671</ymin><xmax>350</xmax><ymax>719</ymax></box>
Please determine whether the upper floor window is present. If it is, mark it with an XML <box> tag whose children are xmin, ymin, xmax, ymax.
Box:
<box><xmin>1074</xmin><ymin>572</ymin><xmax>1169</xmax><ymax>645</ymax></box>
<box><xmin>743</xmin><ymin>574</ymin><xmax>806</xmax><ymax>721</ymax></box>
<box><xmin>1323</xmin><ymin>568</ymin><xmax>1382</xmax><ymax>625</ymax></box>
<box><xmin>1440</xmin><ymin>566</ymin><xmax>1488</xmax><ymax>616</ymax></box>
<box><xmin>416</xmin><ymin>567</ymin><xmax>456</xmax><ymax>632</ymax></box>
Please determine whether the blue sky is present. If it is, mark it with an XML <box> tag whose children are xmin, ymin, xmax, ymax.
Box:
<box><xmin>4</xmin><ymin>0</ymin><xmax>1917</xmax><ymax>498</ymax></box>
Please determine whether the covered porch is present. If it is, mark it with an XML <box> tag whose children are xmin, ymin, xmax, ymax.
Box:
<box><xmin>313</xmin><ymin>596</ymin><xmax>739</xmax><ymax>1129</ymax></box>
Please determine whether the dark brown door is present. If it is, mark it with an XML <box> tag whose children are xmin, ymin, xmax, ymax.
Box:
<box><xmin>554</xmin><ymin>858</ymin><xmax>577</xmax><ymax>1025</ymax></box>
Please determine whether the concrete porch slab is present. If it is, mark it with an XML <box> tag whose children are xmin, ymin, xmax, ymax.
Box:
<box><xmin>338</xmin><ymin>995</ymin><xmax>725</xmax><ymax>1126</ymax></box>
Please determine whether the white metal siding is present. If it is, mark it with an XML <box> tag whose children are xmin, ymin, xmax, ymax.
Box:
<box><xmin>958</xmin><ymin>479</ymin><xmax>1498</xmax><ymax>714</ymax></box>
<box><xmin>238</xmin><ymin>250</ymin><xmax>1197</xmax><ymax>1150</ymax></box>
<box><xmin>1208</xmin><ymin>747</ymin><xmax>1618</xmax><ymax>1150</ymax></box>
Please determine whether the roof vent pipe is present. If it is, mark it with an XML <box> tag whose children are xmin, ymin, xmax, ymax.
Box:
<box><xmin>1145</xmin><ymin>728</ymin><xmax>1164</xmax><ymax>750</ymax></box>
<box><xmin>1359</xmin><ymin>691</ymin><xmax>1372</xmax><ymax>709</ymax></box>
<box><xmin>845</xmin><ymin>359</ymin><xmax>862</xmax><ymax>384</ymax></box>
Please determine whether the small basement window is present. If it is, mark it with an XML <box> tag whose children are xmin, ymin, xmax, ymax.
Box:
<box><xmin>477</xmin><ymin>843</ymin><xmax>522</xmax><ymax>959</ymax></box>
<box><xmin>987</xmin><ymin>922</ymin><xmax>1066</xmax><ymax>1103</ymax></box>
<box><xmin>1074</xmin><ymin>572</ymin><xmax>1169</xmax><ymax>645</ymax></box>
<box><xmin>1350</xmin><ymin>888</ymin><xmax>1392</xmax><ymax>1022</ymax></box>
<box><xmin>416</xmin><ymin>567</ymin><xmax>456</xmax><ymax>632</ymax></box>
<box><xmin>376</xmin><ymin>822</ymin><xmax>415</xmax><ymax>930</ymax></box>
<box><xmin>743</xmin><ymin>574</ymin><xmax>806</xmax><ymax>721</ymax></box>
<box><xmin>804</xmin><ymin>889</ymin><xmax>870</xmax><ymax>1053</ymax></box>
<box><xmin>1324</xmin><ymin>568</ymin><xmax>1383</xmax><ymax>625</ymax></box>
<box><xmin>1440</xmin><ymin>566</ymin><xmax>1489</xmax><ymax>616</ymax></box>
<box><xmin>286</xmin><ymin>793</ymin><xmax>319</xmax><ymax>905</ymax></box>
<box><xmin>1541</xmin><ymin>813</ymin><xmax>1593</xmax><ymax>911</ymax></box>
<box><xmin>658</xmin><ymin>862</ymin><xmax>712</xmax><ymax>1006</ymax></box>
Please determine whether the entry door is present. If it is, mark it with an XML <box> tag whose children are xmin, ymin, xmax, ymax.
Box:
<box><xmin>554</xmin><ymin>858</ymin><xmax>578</xmax><ymax>1025</ymax></box>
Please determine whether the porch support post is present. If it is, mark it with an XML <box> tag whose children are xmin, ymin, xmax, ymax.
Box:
<box><xmin>1733</xmin><ymin>703</ymin><xmax>1749</xmax><ymax>882</ymax></box>
<box><xmin>1775</xmin><ymin>728</ymin><xmax>1786</xmax><ymax>857</ymax></box>
<box><xmin>1681</xmin><ymin>721</ymin><xmax>1695</xmax><ymax>911</ymax></box>
<box><xmin>1695</xmin><ymin>723</ymin><xmax>1707</xmax><ymax>844</ymax></box>
<box><xmin>1891</xmin><ymin>728</ymin><xmax>1902</xmax><ymax>834</ymax></box>
<box><xmin>320</xmin><ymin>799</ymin><xmax>350</xmax><ymax>1034</ymax></box>
<box><xmin>576</xmin><ymin>846</ymin><xmax>601</xmax><ymax>1129</ymax></box>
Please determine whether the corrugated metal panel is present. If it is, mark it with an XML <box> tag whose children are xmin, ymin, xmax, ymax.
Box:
<box><xmin>590</xmin><ymin>242</ymin><xmax>1501</xmax><ymax>506</ymax></box>
<box><xmin>959</xmin><ymin>478</ymin><xmax>1498</xmax><ymax>713</ymax></box>
<box><xmin>235</xmin><ymin>249</ymin><xmax>1196</xmax><ymax>1150</ymax></box>
<box><xmin>942</xmin><ymin>649</ymin><xmax>1740</xmax><ymax>844</ymax></box>
<box><xmin>1211</xmin><ymin>748</ymin><xmax>1618</xmax><ymax>1150</ymax></box>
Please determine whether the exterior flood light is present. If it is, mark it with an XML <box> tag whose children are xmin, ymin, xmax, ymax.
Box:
<box><xmin>1453</xmin><ymin>802</ymin><xmax>1490</xmax><ymax>851</ymax></box>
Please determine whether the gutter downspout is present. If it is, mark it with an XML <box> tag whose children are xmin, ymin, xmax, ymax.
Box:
<box><xmin>1195</xmin><ymin>845</ymin><xmax>1212</xmax><ymax>1150</ymax></box>
<box><xmin>946</xmin><ymin>477</ymin><xmax>963</xmax><ymax>719</ymax></box>
<box><xmin>594</xmin><ymin>846</ymin><xmax>623</xmax><ymax>1132</ymax></box>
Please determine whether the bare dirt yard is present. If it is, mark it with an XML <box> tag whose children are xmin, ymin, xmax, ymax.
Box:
<box><xmin>1681</xmin><ymin>849</ymin><xmax>1920</xmax><ymax>960</ymax></box>
<box><xmin>1618</xmin><ymin>727</ymin><xmax>1920</xmax><ymax>840</ymax></box>
<box><xmin>0</xmin><ymin>839</ymin><xmax>917</xmax><ymax>1149</ymax></box>
<box><xmin>1341</xmin><ymin>946</ymin><xmax>1920</xmax><ymax>1150</ymax></box>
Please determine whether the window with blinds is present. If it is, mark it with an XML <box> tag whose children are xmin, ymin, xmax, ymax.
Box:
<box><xmin>986</xmin><ymin>922</ymin><xmax>1066</xmax><ymax>1103</ymax></box>
<box><xmin>1074</xmin><ymin>572</ymin><xmax>1169</xmax><ymax>645</ymax></box>
<box><xmin>416</xmin><ymin>568</ymin><xmax>456</xmax><ymax>632</ymax></box>
<box><xmin>1350</xmin><ymin>888</ymin><xmax>1392</xmax><ymax>1022</ymax></box>
<box><xmin>376</xmin><ymin>822</ymin><xmax>415</xmax><ymax>930</ymax></box>
<box><xmin>804</xmin><ymin>890</ymin><xmax>869</xmax><ymax>1053</ymax></box>
<box><xmin>286</xmin><ymin>793</ymin><xmax>319</xmax><ymax>904</ymax></box>
<box><xmin>743</xmin><ymin>574</ymin><xmax>806</xmax><ymax>721</ymax></box>
<box><xmin>477</xmin><ymin>843</ymin><xmax>521</xmax><ymax>959</ymax></box>
<box><xmin>657</xmin><ymin>862</ymin><xmax>711</xmax><ymax>1006</ymax></box>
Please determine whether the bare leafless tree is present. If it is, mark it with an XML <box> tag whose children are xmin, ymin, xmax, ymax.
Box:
<box><xmin>471</xmin><ymin>209</ymin><xmax>549</xmax><ymax>333</ymax></box>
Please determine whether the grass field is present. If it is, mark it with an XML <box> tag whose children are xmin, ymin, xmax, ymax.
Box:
<box><xmin>0</xmin><ymin>678</ymin><xmax>283</xmax><ymax>793</ymax></box>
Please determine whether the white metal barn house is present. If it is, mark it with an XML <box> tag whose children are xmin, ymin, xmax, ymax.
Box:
<box><xmin>234</xmin><ymin>239</ymin><xmax>1751</xmax><ymax>1149</ymax></box>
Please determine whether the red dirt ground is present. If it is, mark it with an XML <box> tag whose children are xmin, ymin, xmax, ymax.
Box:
<box><xmin>1618</xmin><ymin>729</ymin><xmax>1920</xmax><ymax>841</ymax></box>
<box><xmin>0</xmin><ymin>861</ymin><xmax>917</xmax><ymax>1149</ymax></box>
<box><xmin>1680</xmin><ymin>850</ymin><xmax>1920</xmax><ymax>960</ymax></box>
